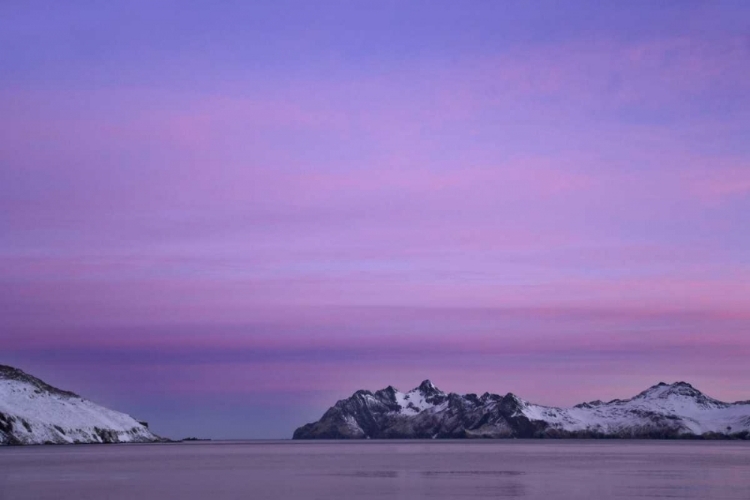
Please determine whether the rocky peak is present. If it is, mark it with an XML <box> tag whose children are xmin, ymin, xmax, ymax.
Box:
<box><xmin>574</xmin><ymin>400</ymin><xmax>604</xmax><ymax>409</ymax></box>
<box><xmin>374</xmin><ymin>386</ymin><xmax>397</xmax><ymax>399</ymax></box>
<box><xmin>499</xmin><ymin>392</ymin><xmax>524</xmax><ymax>412</ymax></box>
<box><xmin>667</xmin><ymin>382</ymin><xmax>700</xmax><ymax>394</ymax></box>
<box><xmin>480</xmin><ymin>392</ymin><xmax>501</xmax><ymax>403</ymax></box>
<box><xmin>417</xmin><ymin>380</ymin><xmax>441</xmax><ymax>395</ymax></box>
<box><xmin>641</xmin><ymin>381</ymin><xmax>701</xmax><ymax>398</ymax></box>
<box><xmin>632</xmin><ymin>381</ymin><xmax>728</xmax><ymax>409</ymax></box>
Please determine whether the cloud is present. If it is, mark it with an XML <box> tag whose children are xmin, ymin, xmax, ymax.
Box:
<box><xmin>683</xmin><ymin>166</ymin><xmax>750</xmax><ymax>203</ymax></box>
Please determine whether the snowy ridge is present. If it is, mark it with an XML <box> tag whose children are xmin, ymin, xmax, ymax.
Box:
<box><xmin>0</xmin><ymin>365</ymin><xmax>161</xmax><ymax>445</ymax></box>
<box><xmin>294</xmin><ymin>380</ymin><xmax>750</xmax><ymax>439</ymax></box>
<box><xmin>519</xmin><ymin>382</ymin><xmax>750</xmax><ymax>436</ymax></box>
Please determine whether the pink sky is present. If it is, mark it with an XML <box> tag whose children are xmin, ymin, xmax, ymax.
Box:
<box><xmin>1</xmin><ymin>1</ymin><xmax>749</xmax><ymax>438</ymax></box>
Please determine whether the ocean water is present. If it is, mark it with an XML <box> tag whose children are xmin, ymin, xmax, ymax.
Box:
<box><xmin>1</xmin><ymin>440</ymin><xmax>748</xmax><ymax>499</ymax></box>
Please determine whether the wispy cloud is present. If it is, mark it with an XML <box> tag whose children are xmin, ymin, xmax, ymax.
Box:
<box><xmin>2</xmin><ymin>2</ymin><xmax>749</xmax><ymax>437</ymax></box>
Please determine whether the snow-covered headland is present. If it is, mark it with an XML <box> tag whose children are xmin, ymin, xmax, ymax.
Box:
<box><xmin>0</xmin><ymin>365</ymin><xmax>162</xmax><ymax>445</ymax></box>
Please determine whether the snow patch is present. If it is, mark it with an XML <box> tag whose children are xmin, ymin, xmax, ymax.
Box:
<box><xmin>394</xmin><ymin>388</ymin><xmax>439</xmax><ymax>416</ymax></box>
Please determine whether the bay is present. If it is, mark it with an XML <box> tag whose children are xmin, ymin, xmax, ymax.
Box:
<box><xmin>1</xmin><ymin>440</ymin><xmax>749</xmax><ymax>499</ymax></box>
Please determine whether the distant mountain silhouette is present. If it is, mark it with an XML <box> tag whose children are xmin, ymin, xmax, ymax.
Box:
<box><xmin>294</xmin><ymin>380</ymin><xmax>750</xmax><ymax>439</ymax></box>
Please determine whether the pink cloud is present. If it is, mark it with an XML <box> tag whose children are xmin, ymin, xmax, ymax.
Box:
<box><xmin>683</xmin><ymin>166</ymin><xmax>750</xmax><ymax>203</ymax></box>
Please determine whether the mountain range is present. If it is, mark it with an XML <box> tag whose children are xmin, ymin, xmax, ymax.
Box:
<box><xmin>0</xmin><ymin>365</ymin><xmax>161</xmax><ymax>445</ymax></box>
<box><xmin>293</xmin><ymin>380</ymin><xmax>750</xmax><ymax>439</ymax></box>
<box><xmin>4</xmin><ymin>364</ymin><xmax>749</xmax><ymax>444</ymax></box>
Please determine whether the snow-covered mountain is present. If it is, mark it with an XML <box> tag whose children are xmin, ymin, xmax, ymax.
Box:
<box><xmin>293</xmin><ymin>380</ymin><xmax>750</xmax><ymax>439</ymax></box>
<box><xmin>0</xmin><ymin>365</ymin><xmax>162</xmax><ymax>445</ymax></box>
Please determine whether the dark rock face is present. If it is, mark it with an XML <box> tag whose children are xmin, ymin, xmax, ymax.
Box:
<box><xmin>0</xmin><ymin>412</ymin><xmax>23</xmax><ymax>445</ymax></box>
<box><xmin>293</xmin><ymin>380</ymin><xmax>548</xmax><ymax>440</ymax></box>
<box><xmin>293</xmin><ymin>380</ymin><xmax>750</xmax><ymax>440</ymax></box>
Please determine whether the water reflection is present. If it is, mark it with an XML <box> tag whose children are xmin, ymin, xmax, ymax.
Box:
<box><xmin>0</xmin><ymin>441</ymin><xmax>748</xmax><ymax>499</ymax></box>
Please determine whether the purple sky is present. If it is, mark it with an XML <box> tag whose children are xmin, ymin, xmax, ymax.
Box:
<box><xmin>2</xmin><ymin>1</ymin><xmax>750</xmax><ymax>438</ymax></box>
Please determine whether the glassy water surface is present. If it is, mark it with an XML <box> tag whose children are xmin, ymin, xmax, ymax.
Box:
<box><xmin>1</xmin><ymin>440</ymin><xmax>749</xmax><ymax>499</ymax></box>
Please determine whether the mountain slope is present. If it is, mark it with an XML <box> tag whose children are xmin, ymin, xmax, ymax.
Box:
<box><xmin>293</xmin><ymin>380</ymin><xmax>750</xmax><ymax>439</ymax></box>
<box><xmin>0</xmin><ymin>365</ymin><xmax>161</xmax><ymax>445</ymax></box>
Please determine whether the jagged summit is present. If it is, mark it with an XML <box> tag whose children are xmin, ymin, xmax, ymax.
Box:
<box><xmin>650</xmin><ymin>381</ymin><xmax>696</xmax><ymax>391</ymax></box>
<box><xmin>0</xmin><ymin>364</ymin><xmax>161</xmax><ymax>445</ymax></box>
<box><xmin>293</xmin><ymin>380</ymin><xmax>750</xmax><ymax>440</ymax></box>
<box><xmin>373</xmin><ymin>380</ymin><xmax>442</xmax><ymax>396</ymax></box>
<box><xmin>637</xmin><ymin>381</ymin><xmax>698</xmax><ymax>395</ymax></box>
<box><xmin>410</xmin><ymin>379</ymin><xmax>445</xmax><ymax>397</ymax></box>
<box><xmin>417</xmin><ymin>380</ymin><xmax>441</xmax><ymax>394</ymax></box>
<box><xmin>634</xmin><ymin>381</ymin><xmax>720</xmax><ymax>402</ymax></box>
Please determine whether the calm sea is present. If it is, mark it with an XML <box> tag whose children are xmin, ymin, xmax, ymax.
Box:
<box><xmin>1</xmin><ymin>440</ymin><xmax>748</xmax><ymax>499</ymax></box>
